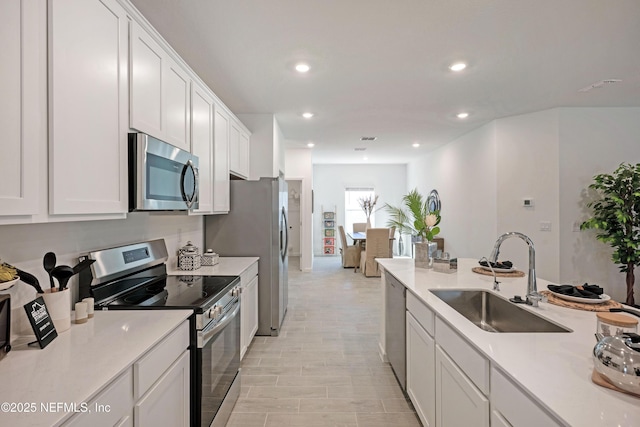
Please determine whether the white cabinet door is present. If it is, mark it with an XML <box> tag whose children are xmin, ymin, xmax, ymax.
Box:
<box><xmin>239</xmin><ymin>129</ymin><xmax>250</xmax><ymax>178</ymax></box>
<box><xmin>191</xmin><ymin>81</ymin><xmax>214</xmax><ymax>214</ymax></box>
<box><xmin>134</xmin><ymin>350</ymin><xmax>190</xmax><ymax>427</ymax></box>
<box><xmin>229</xmin><ymin>121</ymin><xmax>241</xmax><ymax>176</ymax></box>
<box><xmin>229</xmin><ymin>121</ymin><xmax>250</xmax><ymax>179</ymax></box>
<box><xmin>435</xmin><ymin>345</ymin><xmax>489</xmax><ymax>427</ymax></box>
<box><xmin>130</xmin><ymin>21</ymin><xmax>190</xmax><ymax>152</ymax></box>
<box><xmin>62</xmin><ymin>368</ymin><xmax>133</xmax><ymax>427</ymax></box>
<box><xmin>130</xmin><ymin>21</ymin><xmax>163</xmax><ymax>139</ymax></box>
<box><xmin>491</xmin><ymin>410</ymin><xmax>513</xmax><ymax>427</ymax></box>
<box><xmin>212</xmin><ymin>105</ymin><xmax>230</xmax><ymax>213</ymax></box>
<box><xmin>163</xmin><ymin>57</ymin><xmax>190</xmax><ymax>151</ymax></box>
<box><xmin>49</xmin><ymin>0</ymin><xmax>128</xmax><ymax>215</ymax></box>
<box><xmin>0</xmin><ymin>0</ymin><xmax>40</xmax><ymax>216</ymax></box>
<box><xmin>241</xmin><ymin>274</ymin><xmax>259</xmax><ymax>358</ymax></box>
<box><xmin>407</xmin><ymin>312</ymin><xmax>435</xmax><ymax>427</ymax></box>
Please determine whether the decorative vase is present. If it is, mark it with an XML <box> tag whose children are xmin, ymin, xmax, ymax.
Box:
<box><xmin>366</xmin><ymin>217</ymin><xmax>371</xmax><ymax>229</ymax></box>
<box><xmin>414</xmin><ymin>240</ymin><xmax>438</xmax><ymax>269</ymax></box>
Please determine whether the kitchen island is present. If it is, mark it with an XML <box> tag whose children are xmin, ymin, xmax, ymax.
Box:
<box><xmin>378</xmin><ymin>258</ymin><xmax>640</xmax><ymax>427</ymax></box>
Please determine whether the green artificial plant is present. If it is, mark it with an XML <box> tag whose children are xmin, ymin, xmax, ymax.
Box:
<box><xmin>385</xmin><ymin>188</ymin><xmax>441</xmax><ymax>241</ymax></box>
<box><xmin>581</xmin><ymin>163</ymin><xmax>640</xmax><ymax>306</ymax></box>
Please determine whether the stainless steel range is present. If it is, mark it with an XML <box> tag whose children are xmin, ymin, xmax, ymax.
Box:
<box><xmin>78</xmin><ymin>239</ymin><xmax>240</xmax><ymax>427</ymax></box>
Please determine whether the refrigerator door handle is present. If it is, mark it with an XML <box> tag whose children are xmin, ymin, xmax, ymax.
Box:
<box><xmin>280</xmin><ymin>206</ymin><xmax>289</xmax><ymax>260</ymax></box>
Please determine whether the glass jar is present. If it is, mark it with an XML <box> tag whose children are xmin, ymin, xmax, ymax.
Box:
<box><xmin>596</xmin><ymin>312</ymin><xmax>638</xmax><ymax>337</ymax></box>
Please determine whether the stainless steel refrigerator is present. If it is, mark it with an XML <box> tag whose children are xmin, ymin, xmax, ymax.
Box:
<box><xmin>205</xmin><ymin>177</ymin><xmax>288</xmax><ymax>336</ymax></box>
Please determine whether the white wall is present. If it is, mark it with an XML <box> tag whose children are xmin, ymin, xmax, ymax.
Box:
<box><xmin>0</xmin><ymin>214</ymin><xmax>203</xmax><ymax>337</ymax></box>
<box><xmin>407</xmin><ymin>107</ymin><xmax>640</xmax><ymax>301</ymax></box>
<box><xmin>285</xmin><ymin>148</ymin><xmax>314</xmax><ymax>272</ymax></box>
<box><xmin>558</xmin><ymin>108</ymin><xmax>640</xmax><ymax>302</ymax></box>
<box><xmin>408</xmin><ymin>122</ymin><xmax>498</xmax><ymax>261</ymax></box>
<box><xmin>313</xmin><ymin>164</ymin><xmax>407</xmax><ymax>256</ymax></box>
<box><xmin>495</xmin><ymin>109</ymin><xmax>560</xmax><ymax>282</ymax></box>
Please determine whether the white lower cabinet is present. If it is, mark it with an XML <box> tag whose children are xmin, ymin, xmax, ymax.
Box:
<box><xmin>62</xmin><ymin>320</ymin><xmax>190</xmax><ymax>427</ymax></box>
<box><xmin>240</xmin><ymin>261</ymin><xmax>259</xmax><ymax>359</ymax></box>
<box><xmin>406</xmin><ymin>312</ymin><xmax>435</xmax><ymax>427</ymax></box>
<box><xmin>435</xmin><ymin>345</ymin><xmax>489</xmax><ymax>427</ymax></box>
<box><xmin>491</xmin><ymin>366</ymin><xmax>563</xmax><ymax>427</ymax></box>
<box><xmin>134</xmin><ymin>350</ymin><xmax>190</xmax><ymax>427</ymax></box>
<box><xmin>63</xmin><ymin>368</ymin><xmax>133</xmax><ymax>427</ymax></box>
<box><xmin>491</xmin><ymin>410</ymin><xmax>513</xmax><ymax>427</ymax></box>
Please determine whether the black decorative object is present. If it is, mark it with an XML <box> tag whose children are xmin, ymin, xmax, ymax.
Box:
<box><xmin>24</xmin><ymin>297</ymin><xmax>57</xmax><ymax>349</ymax></box>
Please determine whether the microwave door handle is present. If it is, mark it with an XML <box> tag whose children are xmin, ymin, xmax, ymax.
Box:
<box><xmin>180</xmin><ymin>160</ymin><xmax>198</xmax><ymax>208</ymax></box>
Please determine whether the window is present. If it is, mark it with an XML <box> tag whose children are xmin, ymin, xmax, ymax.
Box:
<box><xmin>344</xmin><ymin>188</ymin><xmax>375</xmax><ymax>234</ymax></box>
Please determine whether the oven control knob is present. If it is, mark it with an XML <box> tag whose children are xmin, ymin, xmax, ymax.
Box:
<box><xmin>232</xmin><ymin>287</ymin><xmax>241</xmax><ymax>297</ymax></box>
<box><xmin>207</xmin><ymin>305</ymin><xmax>221</xmax><ymax>319</ymax></box>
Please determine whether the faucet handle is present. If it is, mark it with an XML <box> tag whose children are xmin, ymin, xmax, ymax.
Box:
<box><xmin>526</xmin><ymin>291</ymin><xmax>546</xmax><ymax>307</ymax></box>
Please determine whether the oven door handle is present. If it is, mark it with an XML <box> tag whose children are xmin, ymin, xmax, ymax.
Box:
<box><xmin>199</xmin><ymin>300</ymin><xmax>240</xmax><ymax>348</ymax></box>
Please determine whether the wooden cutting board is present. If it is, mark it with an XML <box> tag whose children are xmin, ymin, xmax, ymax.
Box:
<box><xmin>471</xmin><ymin>266</ymin><xmax>525</xmax><ymax>277</ymax></box>
<box><xmin>592</xmin><ymin>369</ymin><xmax>640</xmax><ymax>398</ymax></box>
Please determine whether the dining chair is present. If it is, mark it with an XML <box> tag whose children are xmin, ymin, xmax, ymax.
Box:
<box><xmin>359</xmin><ymin>228</ymin><xmax>392</xmax><ymax>277</ymax></box>
<box><xmin>338</xmin><ymin>226</ymin><xmax>362</xmax><ymax>268</ymax></box>
<box><xmin>353</xmin><ymin>222</ymin><xmax>367</xmax><ymax>233</ymax></box>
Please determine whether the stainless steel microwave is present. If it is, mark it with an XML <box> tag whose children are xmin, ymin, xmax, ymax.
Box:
<box><xmin>128</xmin><ymin>133</ymin><xmax>199</xmax><ymax>211</ymax></box>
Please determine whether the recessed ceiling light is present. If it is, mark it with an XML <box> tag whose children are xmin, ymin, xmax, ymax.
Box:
<box><xmin>412</xmin><ymin>143</ymin><xmax>420</xmax><ymax>148</ymax></box>
<box><xmin>360</xmin><ymin>136</ymin><xmax>377</xmax><ymax>141</ymax></box>
<box><xmin>295</xmin><ymin>63</ymin><xmax>310</xmax><ymax>73</ymax></box>
<box><xmin>302</xmin><ymin>112</ymin><xmax>314</xmax><ymax>119</ymax></box>
<box><xmin>456</xmin><ymin>112</ymin><xmax>469</xmax><ymax>119</ymax></box>
<box><xmin>307</xmin><ymin>142</ymin><xmax>315</xmax><ymax>148</ymax></box>
<box><xmin>449</xmin><ymin>62</ymin><xmax>467</xmax><ymax>72</ymax></box>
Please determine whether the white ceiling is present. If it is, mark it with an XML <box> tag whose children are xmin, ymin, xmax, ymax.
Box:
<box><xmin>129</xmin><ymin>0</ymin><xmax>640</xmax><ymax>164</ymax></box>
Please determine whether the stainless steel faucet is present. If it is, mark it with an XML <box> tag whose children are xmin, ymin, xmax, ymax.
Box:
<box><xmin>479</xmin><ymin>256</ymin><xmax>500</xmax><ymax>291</ymax></box>
<box><xmin>489</xmin><ymin>232</ymin><xmax>544</xmax><ymax>307</ymax></box>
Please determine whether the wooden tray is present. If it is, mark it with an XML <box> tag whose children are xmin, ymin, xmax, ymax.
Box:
<box><xmin>471</xmin><ymin>266</ymin><xmax>525</xmax><ymax>277</ymax></box>
<box><xmin>592</xmin><ymin>369</ymin><xmax>640</xmax><ymax>398</ymax></box>
<box><xmin>541</xmin><ymin>290</ymin><xmax>622</xmax><ymax>312</ymax></box>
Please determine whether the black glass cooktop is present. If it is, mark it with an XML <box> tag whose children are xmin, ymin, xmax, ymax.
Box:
<box><xmin>100</xmin><ymin>274</ymin><xmax>239</xmax><ymax>313</ymax></box>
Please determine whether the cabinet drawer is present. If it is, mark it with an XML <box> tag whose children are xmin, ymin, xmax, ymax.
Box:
<box><xmin>240</xmin><ymin>261</ymin><xmax>258</xmax><ymax>285</ymax></box>
<box><xmin>63</xmin><ymin>368</ymin><xmax>133</xmax><ymax>427</ymax></box>
<box><xmin>491</xmin><ymin>367</ymin><xmax>563</xmax><ymax>427</ymax></box>
<box><xmin>435</xmin><ymin>317</ymin><xmax>489</xmax><ymax>394</ymax></box>
<box><xmin>407</xmin><ymin>291</ymin><xmax>434</xmax><ymax>336</ymax></box>
<box><xmin>134</xmin><ymin>320</ymin><xmax>189</xmax><ymax>399</ymax></box>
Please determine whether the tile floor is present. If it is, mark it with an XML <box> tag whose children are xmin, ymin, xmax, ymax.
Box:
<box><xmin>227</xmin><ymin>256</ymin><xmax>421</xmax><ymax>427</ymax></box>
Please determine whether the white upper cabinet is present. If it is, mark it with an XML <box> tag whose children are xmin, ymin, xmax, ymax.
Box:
<box><xmin>190</xmin><ymin>81</ymin><xmax>214</xmax><ymax>214</ymax></box>
<box><xmin>49</xmin><ymin>0</ymin><xmax>129</xmax><ymax>215</ymax></box>
<box><xmin>213</xmin><ymin>104</ymin><xmax>231</xmax><ymax>213</ymax></box>
<box><xmin>130</xmin><ymin>21</ymin><xmax>190</xmax><ymax>152</ymax></box>
<box><xmin>229</xmin><ymin>121</ymin><xmax>250</xmax><ymax>179</ymax></box>
<box><xmin>0</xmin><ymin>0</ymin><xmax>41</xmax><ymax>217</ymax></box>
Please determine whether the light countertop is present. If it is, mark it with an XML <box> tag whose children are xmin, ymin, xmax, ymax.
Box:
<box><xmin>377</xmin><ymin>257</ymin><xmax>640</xmax><ymax>427</ymax></box>
<box><xmin>166</xmin><ymin>256</ymin><xmax>258</xmax><ymax>276</ymax></box>
<box><xmin>0</xmin><ymin>310</ymin><xmax>191</xmax><ymax>426</ymax></box>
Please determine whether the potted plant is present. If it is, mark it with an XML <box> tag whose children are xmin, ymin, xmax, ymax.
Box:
<box><xmin>385</xmin><ymin>189</ymin><xmax>441</xmax><ymax>268</ymax></box>
<box><xmin>581</xmin><ymin>163</ymin><xmax>640</xmax><ymax>306</ymax></box>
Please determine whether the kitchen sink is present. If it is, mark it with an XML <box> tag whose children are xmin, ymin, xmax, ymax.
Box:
<box><xmin>430</xmin><ymin>289</ymin><xmax>571</xmax><ymax>333</ymax></box>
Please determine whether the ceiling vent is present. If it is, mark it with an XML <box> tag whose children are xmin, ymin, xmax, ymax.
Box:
<box><xmin>360</xmin><ymin>136</ymin><xmax>377</xmax><ymax>141</ymax></box>
<box><xmin>354</xmin><ymin>147</ymin><xmax>367</xmax><ymax>151</ymax></box>
<box><xmin>578</xmin><ymin>79</ymin><xmax>622</xmax><ymax>92</ymax></box>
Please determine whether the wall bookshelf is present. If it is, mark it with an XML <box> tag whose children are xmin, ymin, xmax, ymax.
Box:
<box><xmin>322</xmin><ymin>206</ymin><xmax>336</xmax><ymax>255</ymax></box>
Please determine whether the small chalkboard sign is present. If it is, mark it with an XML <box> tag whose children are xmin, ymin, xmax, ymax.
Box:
<box><xmin>23</xmin><ymin>297</ymin><xmax>57</xmax><ymax>349</ymax></box>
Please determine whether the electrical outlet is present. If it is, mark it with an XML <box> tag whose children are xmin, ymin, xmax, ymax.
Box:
<box><xmin>573</xmin><ymin>221</ymin><xmax>581</xmax><ymax>232</ymax></box>
<box><xmin>523</xmin><ymin>198</ymin><xmax>534</xmax><ymax>207</ymax></box>
<box><xmin>540</xmin><ymin>221</ymin><xmax>551</xmax><ymax>232</ymax></box>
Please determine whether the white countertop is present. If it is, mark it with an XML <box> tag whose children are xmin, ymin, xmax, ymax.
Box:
<box><xmin>166</xmin><ymin>256</ymin><xmax>258</xmax><ymax>276</ymax></box>
<box><xmin>0</xmin><ymin>310</ymin><xmax>191</xmax><ymax>426</ymax></box>
<box><xmin>377</xmin><ymin>258</ymin><xmax>640</xmax><ymax>427</ymax></box>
